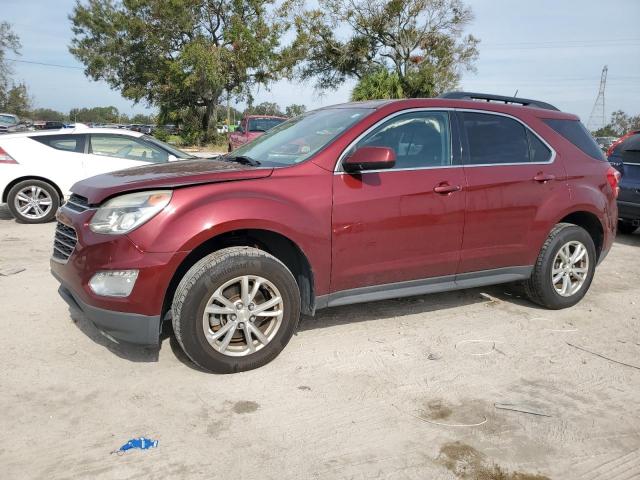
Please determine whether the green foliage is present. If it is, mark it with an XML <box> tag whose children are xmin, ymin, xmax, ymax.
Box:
<box><xmin>130</xmin><ymin>113</ymin><xmax>155</xmax><ymax>125</ymax></box>
<box><xmin>592</xmin><ymin>111</ymin><xmax>640</xmax><ymax>137</ymax></box>
<box><xmin>246</xmin><ymin>102</ymin><xmax>284</xmax><ymax>116</ymax></box>
<box><xmin>30</xmin><ymin>108</ymin><xmax>66</xmax><ymax>122</ymax></box>
<box><xmin>69</xmin><ymin>106</ymin><xmax>120</xmax><ymax>124</ymax></box>
<box><xmin>0</xmin><ymin>22</ymin><xmax>21</xmax><ymax>109</ymax></box>
<box><xmin>70</xmin><ymin>0</ymin><xmax>292</xmax><ymax>143</ymax></box>
<box><xmin>351</xmin><ymin>69</ymin><xmax>404</xmax><ymax>101</ymax></box>
<box><xmin>285</xmin><ymin>103</ymin><xmax>306</xmax><ymax>117</ymax></box>
<box><xmin>1</xmin><ymin>83</ymin><xmax>31</xmax><ymax>117</ymax></box>
<box><xmin>286</xmin><ymin>0</ymin><xmax>479</xmax><ymax>98</ymax></box>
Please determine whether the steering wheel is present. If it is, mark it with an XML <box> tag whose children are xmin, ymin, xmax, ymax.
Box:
<box><xmin>115</xmin><ymin>145</ymin><xmax>133</xmax><ymax>156</ymax></box>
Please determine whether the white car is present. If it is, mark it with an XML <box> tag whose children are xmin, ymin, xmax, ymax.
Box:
<box><xmin>0</xmin><ymin>125</ymin><xmax>195</xmax><ymax>223</ymax></box>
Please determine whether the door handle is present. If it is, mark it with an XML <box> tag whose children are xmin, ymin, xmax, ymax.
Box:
<box><xmin>433</xmin><ymin>184</ymin><xmax>462</xmax><ymax>194</ymax></box>
<box><xmin>533</xmin><ymin>173</ymin><xmax>555</xmax><ymax>183</ymax></box>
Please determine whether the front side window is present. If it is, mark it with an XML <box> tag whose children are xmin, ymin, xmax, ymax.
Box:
<box><xmin>89</xmin><ymin>134</ymin><xmax>168</xmax><ymax>163</ymax></box>
<box><xmin>462</xmin><ymin>112</ymin><xmax>531</xmax><ymax>165</ymax></box>
<box><xmin>350</xmin><ymin>111</ymin><xmax>451</xmax><ymax>169</ymax></box>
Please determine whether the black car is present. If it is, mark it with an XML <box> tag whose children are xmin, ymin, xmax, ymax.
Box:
<box><xmin>608</xmin><ymin>130</ymin><xmax>640</xmax><ymax>234</ymax></box>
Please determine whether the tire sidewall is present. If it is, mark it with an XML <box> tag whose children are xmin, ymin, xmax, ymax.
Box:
<box><xmin>8</xmin><ymin>180</ymin><xmax>60</xmax><ymax>224</ymax></box>
<box><xmin>175</xmin><ymin>251</ymin><xmax>300</xmax><ymax>373</ymax></box>
<box><xmin>538</xmin><ymin>226</ymin><xmax>596</xmax><ymax>309</ymax></box>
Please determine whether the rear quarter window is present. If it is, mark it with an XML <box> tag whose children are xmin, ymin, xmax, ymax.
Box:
<box><xmin>31</xmin><ymin>134</ymin><xmax>85</xmax><ymax>153</ymax></box>
<box><xmin>543</xmin><ymin>119</ymin><xmax>605</xmax><ymax>161</ymax></box>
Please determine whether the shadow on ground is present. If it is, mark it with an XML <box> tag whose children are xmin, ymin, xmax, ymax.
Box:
<box><xmin>614</xmin><ymin>230</ymin><xmax>640</xmax><ymax>247</ymax></box>
<box><xmin>0</xmin><ymin>204</ymin><xmax>13</xmax><ymax>221</ymax></box>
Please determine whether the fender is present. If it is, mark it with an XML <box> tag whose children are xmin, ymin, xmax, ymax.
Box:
<box><xmin>126</xmin><ymin>164</ymin><xmax>334</xmax><ymax>294</ymax></box>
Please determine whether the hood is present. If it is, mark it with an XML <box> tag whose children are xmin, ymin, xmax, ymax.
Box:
<box><xmin>71</xmin><ymin>158</ymin><xmax>274</xmax><ymax>204</ymax></box>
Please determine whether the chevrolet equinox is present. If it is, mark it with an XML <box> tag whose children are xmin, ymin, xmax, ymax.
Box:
<box><xmin>51</xmin><ymin>92</ymin><xmax>620</xmax><ymax>373</ymax></box>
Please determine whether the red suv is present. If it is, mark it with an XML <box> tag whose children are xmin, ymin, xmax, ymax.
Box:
<box><xmin>51</xmin><ymin>92</ymin><xmax>619</xmax><ymax>373</ymax></box>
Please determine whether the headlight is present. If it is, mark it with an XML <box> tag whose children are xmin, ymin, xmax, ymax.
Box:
<box><xmin>89</xmin><ymin>190</ymin><xmax>172</xmax><ymax>234</ymax></box>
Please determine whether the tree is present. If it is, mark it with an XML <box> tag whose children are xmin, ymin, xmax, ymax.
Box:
<box><xmin>2</xmin><ymin>83</ymin><xmax>31</xmax><ymax>117</ymax></box>
<box><xmin>248</xmin><ymin>101</ymin><xmax>284</xmax><ymax>116</ymax></box>
<box><xmin>287</xmin><ymin>0</ymin><xmax>479</xmax><ymax>99</ymax></box>
<box><xmin>285</xmin><ymin>103</ymin><xmax>306</xmax><ymax>117</ymax></box>
<box><xmin>70</xmin><ymin>0</ymin><xmax>292</xmax><ymax>142</ymax></box>
<box><xmin>351</xmin><ymin>68</ymin><xmax>404</xmax><ymax>100</ymax></box>
<box><xmin>592</xmin><ymin>111</ymin><xmax>640</xmax><ymax>137</ymax></box>
<box><xmin>131</xmin><ymin>113</ymin><xmax>155</xmax><ymax>125</ymax></box>
<box><xmin>69</xmin><ymin>106</ymin><xmax>120</xmax><ymax>124</ymax></box>
<box><xmin>30</xmin><ymin>108</ymin><xmax>66</xmax><ymax>122</ymax></box>
<box><xmin>0</xmin><ymin>22</ymin><xmax>21</xmax><ymax>108</ymax></box>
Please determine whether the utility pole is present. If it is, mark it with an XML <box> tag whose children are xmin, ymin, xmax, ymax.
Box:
<box><xmin>587</xmin><ymin>65</ymin><xmax>608</xmax><ymax>132</ymax></box>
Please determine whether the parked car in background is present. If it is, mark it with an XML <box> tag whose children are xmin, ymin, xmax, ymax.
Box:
<box><xmin>0</xmin><ymin>113</ymin><xmax>28</xmax><ymax>134</ymax></box>
<box><xmin>51</xmin><ymin>92</ymin><xmax>618</xmax><ymax>373</ymax></box>
<box><xmin>33</xmin><ymin>121</ymin><xmax>65</xmax><ymax>130</ymax></box>
<box><xmin>595</xmin><ymin>136</ymin><xmax>617</xmax><ymax>152</ymax></box>
<box><xmin>0</xmin><ymin>126</ymin><xmax>195</xmax><ymax>223</ymax></box>
<box><xmin>607</xmin><ymin>130</ymin><xmax>640</xmax><ymax>234</ymax></box>
<box><xmin>228</xmin><ymin>115</ymin><xmax>286</xmax><ymax>151</ymax></box>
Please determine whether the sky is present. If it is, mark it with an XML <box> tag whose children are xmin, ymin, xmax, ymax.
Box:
<box><xmin>1</xmin><ymin>0</ymin><xmax>639</xmax><ymax>126</ymax></box>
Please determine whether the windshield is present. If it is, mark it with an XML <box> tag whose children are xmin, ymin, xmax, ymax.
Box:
<box><xmin>142</xmin><ymin>135</ymin><xmax>195</xmax><ymax>159</ymax></box>
<box><xmin>248</xmin><ymin>117</ymin><xmax>285</xmax><ymax>132</ymax></box>
<box><xmin>229</xmin><ymin>108</ymin><xmax>373</xmax><ymax>166</ymax></box>
<box><xmin>0</xmin><ymin>114</ymin><xmax>18</xmax><ymax>126</ymax></box>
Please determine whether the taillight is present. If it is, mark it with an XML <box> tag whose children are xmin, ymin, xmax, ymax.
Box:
<box><xmin>607</xmin><ymin>166</ymin><xmax>621</xmax><ymax>199</ymax></box>
<box><xmin>0</xmin><ymin>146</ymin><xmax>17</xmax><ymax>164</ymax></box>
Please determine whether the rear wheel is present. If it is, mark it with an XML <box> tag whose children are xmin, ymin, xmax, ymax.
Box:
<box><xmin>523</xmin><ymin>223</ymin><xmax>596</xmax><ymax>309</ymax></box>
<box><xmin>172</xmin><ymin>247</ymin><xmax>301</xmax><ymax>373</ymax></box>
<box><xmin>618</xmin><ymin>220</ymin><xmax>638</xmax><ymax>235</ymax></box>
<box><xmin>7</xmin><ymin>179</ymin><xmax>59</xmax><ymax>224</ymax></box>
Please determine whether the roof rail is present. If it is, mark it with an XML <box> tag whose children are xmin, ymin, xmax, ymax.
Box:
<box><xmin>439</xmin><ymin>91</ymin><xmax>560</xmax><ymax>111</ymax></box>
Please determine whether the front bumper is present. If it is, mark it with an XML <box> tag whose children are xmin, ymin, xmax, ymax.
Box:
<box><xmin>54</xmin><ymin>272</ymin><xmax>161</xmax><ymax>345</ymax></box>
<box><xmin>50</xmin><ymin>206</ymin><xmax>189</xmax><ymax>346</ymax></box>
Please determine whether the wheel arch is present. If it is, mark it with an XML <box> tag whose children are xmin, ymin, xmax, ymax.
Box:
<box><xmin>2</xmin><ymin>175</ymin><xmax>64</xmax><ymax>203</ymax></box>
<box><xmin>162</xmin><ymin>228</ymin><xmax>316</xmax><ymax>321</ymax></box>
<box><xmin>557</xmin><ymin>210</ymin><xmax>604</xmax><ymax>261</ymax></box>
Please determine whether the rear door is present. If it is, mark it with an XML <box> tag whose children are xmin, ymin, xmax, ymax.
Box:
<box><xmin>457</xmin><ymin>111</ymin><xmax>567</xmax><ymax>273</ymax></box>
<box><xmin>331</xmin><ymin>110</ymin><xmax>466</xmax><ymax>293</ymax></box>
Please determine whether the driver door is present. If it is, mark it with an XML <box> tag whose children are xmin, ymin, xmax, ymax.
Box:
<box><xmin>84</xmin><ymin>133</ymin><xmax>169</xmax><ymax>177</ymax></box>
<box><xmin>331</xmin><ymin>110</ymin><xmax>466</xmax><ymax>294</ymax></box>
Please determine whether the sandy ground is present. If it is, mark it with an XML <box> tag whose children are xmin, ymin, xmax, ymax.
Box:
<box><xmin>1</xmin><ymin>204</ymin><xmax>639</xmax><ymax>480</ymax></box>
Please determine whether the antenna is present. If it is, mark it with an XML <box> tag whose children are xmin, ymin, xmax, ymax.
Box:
<box><xmin>587</xmin><ymin>66</ymin><xmax>608</xmax><ymax>132</ymax></box>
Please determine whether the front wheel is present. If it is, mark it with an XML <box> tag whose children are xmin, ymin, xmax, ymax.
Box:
<box><xmin>7</xmin><ymin>179</ymin><xmax>60</xmax><ymax>223</ymax></box>
<box><xmin>523</xmin><ymin>223</ymin><xmax>596</xmax><ymax>309</ymax></box>
<box><xmin>172</xmin><ymin>247</ymin><xmax>301</xmax><ymax>373</ymax></box>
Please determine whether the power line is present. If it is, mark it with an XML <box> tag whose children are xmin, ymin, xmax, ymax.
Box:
<box><xmin>6</xmin><ymin>58</ymin><xmax>83</xmax><ymax>70</ymax></box>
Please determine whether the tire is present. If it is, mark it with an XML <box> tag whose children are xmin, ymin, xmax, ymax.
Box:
<box><xmin>172</xmin><ymin>247</ymin><xmax>301</xmax><ymax>373</ymax></box>
<box><xmin>7</xmin><ymin>179</ymin><xmax>60</xmax><ymax>224</ymax></box>
<box><xmin>523</xmin><ymin>223</ymin><xmax>596</xmax><ymax>309</ymax></box>
<box><xmin>618</xmin><ymin>220</ymin><xmax>638</xmax><ymax>235</ymax></box>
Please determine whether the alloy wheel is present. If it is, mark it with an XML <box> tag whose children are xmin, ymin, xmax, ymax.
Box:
<box><xmin>13</xmin><ymin>185</ymin><xmax>53</xmax><ymax>220</ymax></box>
<box><xmin>202</xmin><ymin>275</ymin><xmax>284</xmax><ymax>356</ymax></box>
<box><xmin>551</xmin><ymin>240</ymin><xmax>589</xmax><ymax>297</ymax></box>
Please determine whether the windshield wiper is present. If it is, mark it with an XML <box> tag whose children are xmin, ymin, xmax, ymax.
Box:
<box><xmin>221</xmin><ymin>155</ymin><xmax>261</xmax><ymax>166</ymax></box>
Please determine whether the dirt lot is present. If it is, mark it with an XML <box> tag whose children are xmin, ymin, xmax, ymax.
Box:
<box><xmin>1</xmin><ymin>205</ymin><xmax>639</xmax><ymax>480</ymax></box>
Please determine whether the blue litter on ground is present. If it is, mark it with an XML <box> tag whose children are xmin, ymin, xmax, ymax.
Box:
<box><xmin>112</xmin><ymin>437</ymin><xmax>158</xmax><ymax>455</ymax></box>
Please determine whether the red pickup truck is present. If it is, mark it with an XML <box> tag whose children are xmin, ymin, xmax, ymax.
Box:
<box><xmin>228</xmin><ymin>115</ymin><xmax>286</xmax><ymax>151</ymax></box>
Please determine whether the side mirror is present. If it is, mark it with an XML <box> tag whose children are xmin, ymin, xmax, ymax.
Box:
<box><xmin>168</xmin><ymin>154</ymin><xmax>178</xmax><ymax>162</ymax></box>
<box><xmin>343</xmin><ymin>146</ymin><xmax>396</xmax><ymax>173</ymax></box>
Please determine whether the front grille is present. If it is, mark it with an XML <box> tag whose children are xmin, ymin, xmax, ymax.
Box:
<box><xmin>53</xmin><ymin>222</ymin><xmax>78</xmax><ymax>262</ymax></box>
<box><xmin>64</xmin><ymin>194</ymin><xmax>90</xmax><ymax>213</ymax></box>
